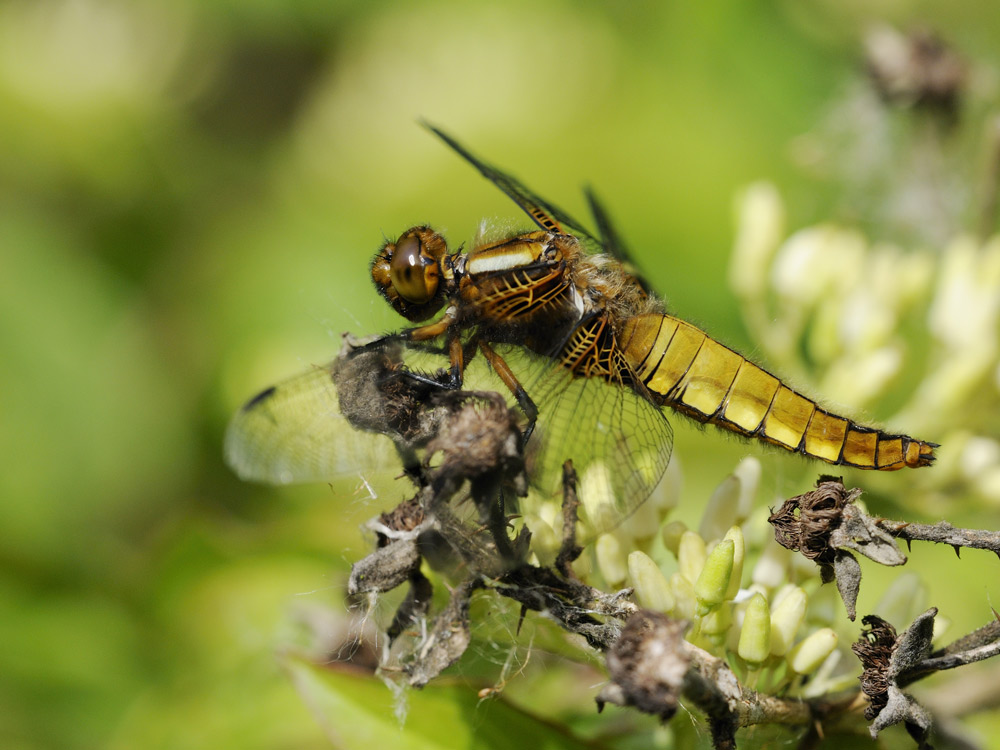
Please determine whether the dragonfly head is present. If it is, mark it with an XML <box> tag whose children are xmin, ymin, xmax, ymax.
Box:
<box><xmin>371</xmin><ymin>226</ymin><xmax>450</xmax><ymax>321</ymax></box>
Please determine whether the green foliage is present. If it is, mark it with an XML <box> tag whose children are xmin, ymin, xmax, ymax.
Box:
<box><xmin>4</xmin><ymin>0</ymin><xmax>1000</xmax><ymax>748</ymax></box>
<box><xmin>287</xmin><ymin>656</ymin><xmax>598</xmax><ymax>750</ymax></box>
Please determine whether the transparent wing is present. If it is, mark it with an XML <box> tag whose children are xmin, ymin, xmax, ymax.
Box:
<box><xmin>499</xmin><ymin>348</ymin><xmax>674</xmax><ymax>540</ymax></box>
<box><xmin>225</xmin><ymin>340</ymin><xmax>673</xmax><ymax>540</ymax></box>
<box><xmin>224</xmin><ymin>360</ymin><xmax>402</xmax><ymax>494</ymax></box>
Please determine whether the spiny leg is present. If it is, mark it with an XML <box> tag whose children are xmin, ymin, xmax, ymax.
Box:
<box><xmin>396</xmin><ymin>329</ymin><xmax>469</xmax><ymax>393</ymax></box>
<box><xmin>479</xmin><ymin>341</ymin><xmax>539</xmax><ymax>444</ymax></box>
<box><xmin>355</xmin><ymin>310</ymin><xmax>458</xmax><ymax>352</ymax></box>
<box><xmin>353</xmin><ymin>312</ymin><xmax>462</xmax><ymax>388</ymax></box>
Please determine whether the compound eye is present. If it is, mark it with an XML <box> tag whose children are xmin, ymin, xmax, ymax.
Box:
<box><xmin>389</xmin><ymin>233</ymin><xmax>439</xmax><ymax>303</ymax></box>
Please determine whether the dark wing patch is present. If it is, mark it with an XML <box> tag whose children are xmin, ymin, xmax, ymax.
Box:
<box><xmin>424</xmin><ymin>123</ymin><xmax>659</xmax><ymax>296</ymax></box>
<box><xmin>584</xmin><ymin>187</ymin><xmax>656</xmax><ymax>296</ymax></box>
<box><xmin>242</xmin><ymin>385</ymin><xmax>276</xmax><ymax>412</ymax></box>
<box><xmin>423</xmin><ymin>122</ymin><xmax>601</xmax><ymax>246</ymax></box>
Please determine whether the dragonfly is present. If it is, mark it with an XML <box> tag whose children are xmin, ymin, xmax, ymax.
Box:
<box><xmin>226</xmin><ymin>125</ymin><xmax>936</xmax><ymax>539</ymax></box>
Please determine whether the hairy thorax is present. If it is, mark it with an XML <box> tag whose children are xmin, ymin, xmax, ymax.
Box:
<box><xmin>571</xmin><ymin>253</ymin><xmax>665</xmax><ymax>330</ymax></box>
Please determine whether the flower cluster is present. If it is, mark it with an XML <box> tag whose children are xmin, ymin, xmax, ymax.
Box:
<box><xmin>731</xmin><ymin>184</ymin><xmax>1000</xmax><ymax>507</ymax></box>
<box><xmin>584</xmin><ymin>457</ymin><xmax>860</xmax><ymax>695</ymax></box>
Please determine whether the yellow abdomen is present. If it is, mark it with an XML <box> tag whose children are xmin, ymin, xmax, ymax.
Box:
<box><xmin>620</xmin><ymin>314</ymin><xmax>935</xmax><ymax>470</ymax></box>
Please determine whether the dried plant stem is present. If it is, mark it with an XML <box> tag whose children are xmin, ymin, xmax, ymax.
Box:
<box><xmin>598</xmin><ymin>610</ymin><xmax>862</xmax><ymax>748</ymax></box>
<box><xmin>685</xmin><ymin>644</ymin><xmax>819</xmax><ymax>728</ymax></box>
<box><xmin>919</xmin><ymin>639</ymin><xmax>1000</xmax><ymax>673</ymax></box>
<box><xmin>555</xmin><ymin>460</ymin><xmax>582</xmax><ymax>576</ymax></box>
<box><xmin>873</xmin><ymin>518</ymin><xmax>1000</xmax><ymax>559</ymax></box>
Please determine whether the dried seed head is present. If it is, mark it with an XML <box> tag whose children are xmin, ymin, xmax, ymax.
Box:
<box><xmin>769</xmin><ymin>476</ymin><xmax>859</xmax><ymax>564</ymax></box>
<box><xmin>600</xmin><ymin>611</ymin><xmax>690</xmax><ymax>720</ymax></box>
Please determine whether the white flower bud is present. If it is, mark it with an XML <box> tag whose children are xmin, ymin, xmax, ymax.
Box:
<box><xmin>769</xmin><ymin>586</ymin><xmax>807</xmax><ymax>657</ymax></box>
<box><xmin>678</xmin><ymin>530</ymin><xmax>707</xmax><ymax>585</ymax></box>
<box><xmin>975</xmin><ymin>466</ymin><xmax>1000</xmax><ymax>504</ymax></box>
<box><xmin>700</xmin><ymin>602</ymin><xmax>733</xmax><ymax>646</ymax></box>
<box><xmin>730</xmin><ymin>182</ymin><xmax>785</xmax><ymax>300</ymax></box>
<box><xmin>929</xmin><ymin>235</ymin><xmax>1000</xmax><ymax>350</ymax></box>
<box><xmin>524</xmin><ymin>514</ymin><xmax>558</xmax><ymax>566</ymax></box>
<box><xmin>933</xmin><ymin>614</ymin><xmax>951</xmax><ymax>642</ymax></box>
<box><xmin>651</xmin><ymin>455</ymin><xmax>683</xmax><ymax>515</ymax></box>
<box><xmin>960</xmin><ymin>436</ymin><xmax>1000</xmax><ymax>479</ymax></box>
<box><xmin>595</xmin><ymin>533</ymin><xmax>628</xmax><ymax>587</ymax></box>
<box><xmin>772</xmin><ymin>226</ymin><xmax>865</xmax><ymax>306</ymax></box>
<box><xmin>669</xmin><ymin>573</ymin><xmax>697</xmax><ymax>620</ymax></box>
<box><xmin>620</xmin><ymin>476</ymin><xmax>663</xmax><ymax>545</ymax></box>
<box><xmin>751</xmin><ymin>542</ymin><xmax>790</xmax><ymax>590</ymax></box>
<box><xmin>732</xmin><ymin>457</ymin><xmax>761</xmax><ymax>523</ymax></box>
<box><xmin>788</xmin><ymin>628</ymin><xmax>838</xmax><ymax>675</ymax></box>
<box><xmin>818</xmin><ymin>345</ymin><xmax>903</xmax><ymax>408</ymax></box>
<box><xmin>580</xmin><ymin>461</ymin><xmax>620</xmax><ymax>534</ymax></box>
<box><xmin>660</xmin><ymin>520</ymin><xmax>688</xmax><ymax>557</ymax></box>
<box><xmin>727</xmin><ymin>584</ymin><xmax>767</xmax><ymax>653</ymax></box>
<box><xmin>628</xmin><ymin>551</ymin><xmax>674</xmax><ymax>613</ymax></box>
<box><xmin>699</xmin><ymin>475</ymin><xmax>741</xmax><ymax>543</ymax></box>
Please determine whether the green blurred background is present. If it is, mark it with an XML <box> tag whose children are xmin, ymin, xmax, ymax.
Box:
<box><xmin>4</xmin><ymin>1</ymin><xmax>1000</xmax><ymax>748</ymax></box>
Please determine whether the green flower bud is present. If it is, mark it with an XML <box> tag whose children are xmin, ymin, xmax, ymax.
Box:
<box><xmin>669</xmin><ymin>572</ymin><xmax>696</xmax><ymax>620</ymax></box>
<box><xmin>678</xmin><ymin>530</ymin><xmax>707</xmax><ymax>585</ymax></box>
<box><xmin>738</xmin><ymin>593</ymin><xmax>771</xmax><ymax>667</ymax></box>
<box><xmin>595</xmin><ymin>533</ymin><xmax>627</xmax><ymax>587</ymax></box>
<box><xmin>695</xmin><ymin>539</ymin><xmax>734</xmax><ymax>615</ymax></box>
<box><xmin>788</xmin><ymin>628</ymin><xmax>838</xmax><ymax>675</ymax></box>
<box><xmin>627</xmin><ymin>551</ymin><xmax>675</xmax><ymax>613</ymax></box>
<box><xmin>723</xmin><ymin>526</ymin><xmax>745</xmax><ymax>600</ymax></box>
<box><xmin>769</xmin><ymin>586</ymin><xmax>807</xmax><ymax>656</ymax></box>
<box><xmin>726</xmin><ymin>584</ymin><xmax>767</xmax><ymax>653</ymax></box>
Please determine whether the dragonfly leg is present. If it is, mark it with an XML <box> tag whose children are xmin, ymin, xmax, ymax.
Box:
<box><xmin>479</xmin><ymin>341</ymin><xmax>538</xmax><ymax>444</ymax></box>
<box><xmin>354</xmin><ymin>310</ymin><xmax>458</xmax><ymax>352</ymax></box>
<box><xmin>395</xmin><ymin>331</ymin><xmax>467</xmax><ymax>390</ymax></box>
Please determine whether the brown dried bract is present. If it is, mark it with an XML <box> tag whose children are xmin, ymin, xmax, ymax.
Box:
<box><xmin>852</xmin><ymin>615</ymin><xmax>898</xmax><ymax>720</ymax></box>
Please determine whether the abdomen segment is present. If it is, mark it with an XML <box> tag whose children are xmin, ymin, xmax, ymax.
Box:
<box><xmin>620</xmin><ymin>314</ymin><xmax>935</xmax><ymax>470</ymax></box>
